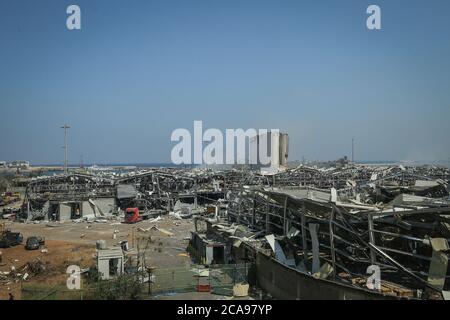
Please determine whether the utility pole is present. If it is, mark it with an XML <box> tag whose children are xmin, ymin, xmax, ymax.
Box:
<box><xmin>351</xmin><ymin>138</ymin><xmax>354</xmax><ymax>164</ymax></box>
<box><xmin>61</xmin><ymin>124</ymin><xmax>70</xmax><ymax>174</ymax></box>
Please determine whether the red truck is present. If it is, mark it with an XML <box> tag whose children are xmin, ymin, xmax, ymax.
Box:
<box><xmin>124</xmin><ymin>208</ymin><xmax>142</xmax><ymax>223</ymax></box>
<box><xmin>123</xmin><ymin>207</ymin><xmax>165</xmax><ymax>224</ymax></box>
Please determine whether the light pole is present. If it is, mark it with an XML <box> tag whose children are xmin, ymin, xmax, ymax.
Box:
<box><xmin>351</xmin><ymin>138</ymin><xmax>354</xmax><ymax>164</ymax></box>
<box><xmin>61</xmin><ymin>124</ymin><xmax>70</xmax><ymax>174</ymax></box>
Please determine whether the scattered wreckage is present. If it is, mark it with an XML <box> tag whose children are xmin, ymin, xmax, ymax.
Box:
<box><xmin>19</xmin><ymin>168</ymin><xmax>229</xmax><ymax>222</ymax></box>
<box><xmin>0</xmin><ymin>223</ymin><xmax>23</xmax><ymax>248</ymax></box>
<box><xmin>3</xmin><ymin>163</ymin><xmax>450</xmax><ymax>300</ymax></box>
<box><xmin>0</xmin><ymin>230</ymin><xmax>23</xmax><ymax>248</ymax></box>
<box><xmin>189</xmin><ymin>165</ymin><xmax>450</xmax><ymax>300</ymax></box>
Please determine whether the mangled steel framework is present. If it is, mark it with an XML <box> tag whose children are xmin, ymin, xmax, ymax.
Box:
<box><xmin>218</xmin><ymin>165</ymin><xmax>450</xmax><ymax>299</ymax></box>
<box><xmin>19</xmin><ymin>163</ymin><xmax>450</xmax><ymax>299</ymax></box>
<box><xmin>225</xmin><ymin>187</ymin><xmax>449</xmax><ymax>297</ymax></box>
<box><xmin>22</xmin><ymin>168</ymin><xmax>234</xmax><ymax>221</ymax></box>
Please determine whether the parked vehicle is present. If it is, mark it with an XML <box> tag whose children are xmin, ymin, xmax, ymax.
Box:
<box><xmin>0</xmin><ymin>229</ymin><xmax>23</xmax><ymax>248</ymax></box>
<box><xmin>25</xmin><ymin>236</ymin><xmax>45</xmax><ymax>250</ymax></box>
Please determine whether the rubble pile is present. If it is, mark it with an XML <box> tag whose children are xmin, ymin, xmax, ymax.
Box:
<box><xmin>218</xmin><ymin>165</ymin><xmax>450</xmax><ymax>299</ymax></box>
<box><xmin>5</xmin><ymin>162</ymin><xmax>450</xmax><ymax>299</ymax></box>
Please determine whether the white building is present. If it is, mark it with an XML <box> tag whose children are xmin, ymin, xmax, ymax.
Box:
<box><xmin>8</xmin><ymin>161</ymin><xmax>30</xmax><ymax>169</ymax></box>
<box><xmin>250</xmin><ymin>131</ymin><xmax>289</xmax><ymax>175</ymax></box>
<box><xmin>97</xmin><ymin>247</ymin><xmax>124</xmax><ymax>280</ymax></box>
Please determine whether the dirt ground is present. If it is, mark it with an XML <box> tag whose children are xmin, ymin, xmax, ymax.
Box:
<box><xmin>0</xmin><ymin>240</ymin><xmax>95</xmax><ymax>300</ymax></box>
<box><xmin>0</xmin><ymin>215</ymin><xmax>195</xmax><ymax>300</ymax></box>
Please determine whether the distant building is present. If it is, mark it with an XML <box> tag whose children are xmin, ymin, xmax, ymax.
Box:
<box><xmin>0</xmin><ymin>161</ymin><xmax>6</xmax><ymax>168</ymax></box>
<box><xmin>336</xmin><ymin>156</ymin><xmax>350</xmax><ymax>168</ymax></box>
<box><xmin>8</xmin><ymin>161</ymin><xmax>30</xmax><ymax>169</ymax></box>
<box><xmin>250</xmin><ymin>131</ymin><xmax>289</xmax><ymax>175</ymax></box>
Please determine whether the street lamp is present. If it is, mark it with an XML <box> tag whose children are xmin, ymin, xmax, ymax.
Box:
<box><xmin>61</xmin><ymin>124</ymin><xmax>70</xmax><ymax>174</ymax></box>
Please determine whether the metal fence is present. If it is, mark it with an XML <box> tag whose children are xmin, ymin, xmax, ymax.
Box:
<box><xmin>150</xmin><ymin>263</ymin><xmax>252</xmax><ymax>296</ymax></box>
<box><xmin>20</xmin><ymin>263</ymin><xmax>253</xmax><ymax>300</ymax></box>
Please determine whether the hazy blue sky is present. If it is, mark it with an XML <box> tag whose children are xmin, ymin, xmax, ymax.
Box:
<box><xmin>0</xmin><ymin>0</ymin><xmax>449</xmax><ymax>164</ymax></box>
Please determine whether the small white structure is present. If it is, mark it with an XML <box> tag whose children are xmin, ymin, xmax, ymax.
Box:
<box><xmin>97</xmin><ymin>247</ymin><xmax>124</xmax><ymax>280</ymax></box>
